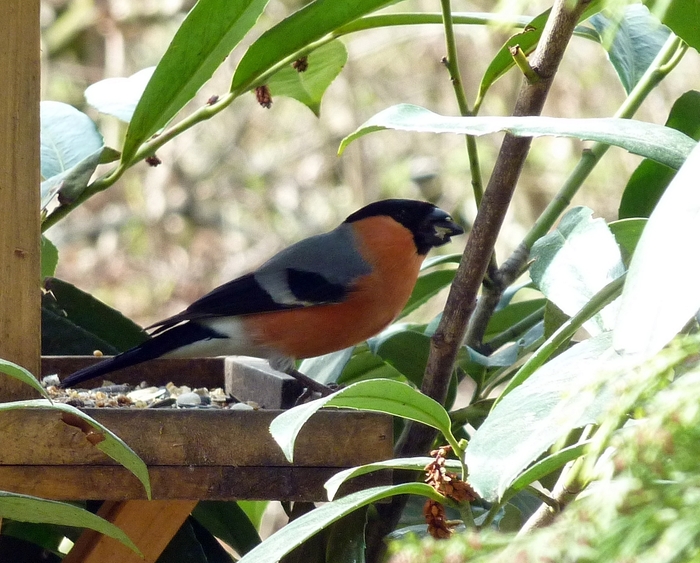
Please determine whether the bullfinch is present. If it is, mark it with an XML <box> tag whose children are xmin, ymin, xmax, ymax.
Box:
<box><xmin>59</xmin><ymin>199</ymin><xmax>463</xmax><ymax>388</ymax></box>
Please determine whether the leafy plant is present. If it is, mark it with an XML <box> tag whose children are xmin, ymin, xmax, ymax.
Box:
<box><xmin>0</xmin><ymin>359</ymin><xmax>149</xmax><ymax>557</ymax></box>
<box><xmin>35</xmin><ymin>0</ymin><xmax>700</xmax><ymax>560</ymax></box>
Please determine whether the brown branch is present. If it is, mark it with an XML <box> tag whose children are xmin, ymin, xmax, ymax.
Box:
<box><xmin>364</xmin><ymin>4</ymin><xmax>591</xmax><ymax>560</ymax></box>
<box><xmin>365</xmin><ymin>4</ymin><xmax>591</xmax><ymax>559</ymax></box>
<box><xmin>408</xmin><ymin>0</ymin><xmax>590</xmax><ymax>455</ymax></box>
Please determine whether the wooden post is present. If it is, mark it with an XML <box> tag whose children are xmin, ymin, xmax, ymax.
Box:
<box><xmin>63</xmin><ymin>501</ymin><xmax>198</xmax><ymax>563</ymax></box>
<box><xmin>0</xmin><ymin>0</ymin><xmax>41</xmax><ymax>395</ymax></box>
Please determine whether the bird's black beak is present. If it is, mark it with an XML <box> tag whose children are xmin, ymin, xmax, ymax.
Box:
<box><xmin>427</xmin><ymin>209</ymin><xmax>465</xmax><ymax>247</ymax></box>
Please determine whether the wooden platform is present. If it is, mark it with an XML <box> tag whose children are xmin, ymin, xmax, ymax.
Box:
<box><xmin>0</xmin><ymin>356</ymin><xmax>394</xmax><ymax>502</ymax></box>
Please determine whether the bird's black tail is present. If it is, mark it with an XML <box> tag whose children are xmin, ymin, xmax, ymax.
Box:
<box><xmin>59</xmin><ymin>322</ymin><xmax>224</xmax><ymax>388</ymax></box>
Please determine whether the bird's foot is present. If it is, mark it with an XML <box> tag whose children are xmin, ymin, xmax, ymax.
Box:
<box><xmin>286</xmin><ymin>367</ymin><xmax>337</xmax><ymax>397</ymax></box>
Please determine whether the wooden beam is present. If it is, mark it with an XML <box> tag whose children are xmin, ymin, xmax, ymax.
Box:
<box><xmin>0</xmin><ymin>0</ymin><xmax>41</xmax><ymax>396</ymax></box>
<box><xmin>0</xmin><ymin>408</ymin><xmax>391</xmax><ymax>467</ymax></box>
<box><xmin>0</xmin><ymin>465</ymin><xmax>390</xmax><ymax>501</ymax></box>
<box><xmin>62</xmin><ymin>500</ymin><xmax>198</xmax><ymax>563</ymax></box>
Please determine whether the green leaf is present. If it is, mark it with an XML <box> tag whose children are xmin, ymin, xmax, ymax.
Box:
<box><xmin>336</xmin><ymin>346</ymin><xmax>404</xmax><ymax>386</ymax></box>
<box><xmin>508</xmin><ymin>440</ymin><xmax>591</xmax><ymax>494</ymax></box>
<box><xmin>609</xmin><ymin>218</ymin><xmax>647</xmax><ymax>264</ymax></box>
<box><xmin>530</xmin><ymin>207</ymin><xmax>625</xmax><ymax>336</ymax></box>
<box><xmin>0</xmin><ymin>492</ymin><xmax>139</xmax><ymax>554</ymax></box>
<box><xmin>398</xmin><ymin>269</ymin><xmax>456</xmax><ymax>319</ymax></box>
<box><xmin>483</xmin><ymin>299</ymin><xmax>546</xmax><ymax>342</ymax></box>
<box><xmin>299</xmin><ymin>347</ymin><xmax>354</xmax><ymax>385</ymax></box>
<box><xmin>619</xmin><ymin>91</ymin><xmax>700</xmax><ymax>219</ymax></box>
<box><xmin>325</xmin><ymin>508</ymin><xmax>368</xmax><ymax>563</ymax></box>
<box><xmin>0</xmin><ymin>359</ymin><xmax>49</xmax><ymax>399</ymax></box>
<box><xmin>590</xmin><ymin>4</ymin><xmax>670</xmax><ymax>94</ymax></box>
<box><xmin>85</xmin><ymin>67</ymin><xmax>155</xmax><ymax>123</ymax></box>
<box><xmin>40</xmin><ymin>102</ymin><xmax>104</xmax><ymax>208</ymax></box>
<box><xmin>497</xmin><ymin>276</ymin><xmax>625</xmax><ymax>403</ymax></box>
<box><xmin>543</xmin><ymin>300</ymin><xmax>569</xmax><ymax>340</ymax></box>
<box><xmin>647</xmin><ymin>0</ymin><xmax>700</xmax><ymax>52</ymax></box>
<box><xmin>325</xmin><ymin>457</ymin><xmax>461</xmax><ymax>501</ymax></box>
<box><xmin>1</xmin><ymin>520</ymin><xmax>67</xmax><ymax>556</ymax></box>
<box><xmin>267</xmin><ymin>40</ymin><xmax>347</xmax><ymax>116</ymax></box>
<box><xmin>476</xmin><ymin>10</ymin><xmax>549</xmax><ymax>108</ymax></box>
<box><xmin>192</xmin><ymin>502</ymin><xmax>261</xmax><ymax>556</ymax></box>
<box><xmin>42</xmin><ymin>300</ymin><xmax>121</xmax><ymax>356</ymax></box>
<box><xmin>2</xmin><ymin>400</ymin><xmax>151</xmax><ymax>498</ymax></box>
<box><xmin>339</xmin><ymin>104</ymin><xmax>695</xmax><ymax>169</ymax></box>
<box><xmin>237</xmin><ymin>484</ymin><xmax>444</xmax><ymax>563</ymax></box>
<box><xmin>41</xmin><ymin>235</ymin><xmax>59</xmax><ymax>279</ymax></box>
<box><xmin>421</xmin><ymin>253</ymin><xmax>462</xmax><ymax>270</ymax></box>
<box><xmin>43</xmin><ymin>277</ymin><xmax>148</xmax><ymax>353</ymax></box>
<box><xmin>40</xmin><ymin>101</ymin><xmax>103</xmax><ymax>180</ymax></box>
<box><xmin>614</xmin><ymin>141</ymin><xmax>700</xmax><ymax>357</ymax></box>
<box><xmin>475</xmin><ymin>2</ymin><xmax>603</xmax><ymax>107</ymax></box>
<box><xmin>270</xmin><ymin>380</ymin><xmax>452</xmax><ymax>462</ymax></box>
<box><xmin>156</xmin><ymin>518</ymin><xmax>212</xmax><ymax>563</ymax></box>
<box><xmin>465</xmin><ymin>332</ymin><xmax>619</xmax><ymax>501</ymax></box>
<box><xmin>369</xmin><ymin>329</ymin><xmax>431</xmax><ymax>386</ymax></box>
<box><xmin>237</xmin><ymin>501</ymin><xmax>267</xmax><ymax>530</ymax></box>
<box><xmin>122</xmin><ymin>0</ymin><xmax>269</xmax><ymax>163</ymax></box>
<box><xmin>231</xmin><ymin>0</ymin><xmax>394</xmax><ymax>93</ymax></box>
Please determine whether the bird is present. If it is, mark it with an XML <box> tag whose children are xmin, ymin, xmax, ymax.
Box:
<box><xmin>59</xmin><ymin>199</ymin><xmax>464</xmax><ymax>389</ymax></box>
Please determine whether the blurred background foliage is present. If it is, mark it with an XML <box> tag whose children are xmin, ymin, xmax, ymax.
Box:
<box><xmin>41</xmin><ymin>0</ymin><xmax>698</xmax><ymax>326</ymax></box>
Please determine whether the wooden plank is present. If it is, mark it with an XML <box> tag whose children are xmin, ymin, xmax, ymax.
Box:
<box><xmin>62</xmin><ymin>500</ymin><xmax>197</xmax><ymax>563</ymax></box>
<box><xmin>0</xmin><ymin>465</ymin><xmax>390</xmax><ymax>501</ymax></box>
<box><xmin>0</xmin><ymin>0</ymin><xmax>41</xmax><ymax>396</ymax></box>
<box><xmin>0</xmin><ymin>408</ymin><xmax>391</xmax><ymax>466</ymax></box>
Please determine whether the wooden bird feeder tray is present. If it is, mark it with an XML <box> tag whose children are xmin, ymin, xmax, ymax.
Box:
<box><xmin>0</xmin><ymin>356</ymin><xmax>393</xmax><ymax>502</ymax></box>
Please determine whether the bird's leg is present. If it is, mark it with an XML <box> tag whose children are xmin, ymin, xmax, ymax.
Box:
<box><xmin>269</xmin><ymin>357</ymin><xmax>336</xmax><ymax>397</ymax></box>
<box><xmin>286</xmin><ymin>367</ymin><xmax>337</xmax><ymax>397</ymax></box>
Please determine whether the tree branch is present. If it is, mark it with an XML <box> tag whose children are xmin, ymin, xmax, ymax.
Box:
<box><xmin>405</xmin><ymin>0</ymin><xmax>590</xmax><ymax>455</ymax></box>
<box><xmin>365</xmin><ymin>3</ymin><xmax>590</xmax><ymax>560</ymax></box>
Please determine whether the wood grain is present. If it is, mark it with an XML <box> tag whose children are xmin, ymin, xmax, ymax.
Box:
<box><xmin>0</xmin><ymin>408</ymin><xmax>391</xmax><ymax>467</ymax></box>
<box><xmin>0</xmin><ymin>465</ymin><xmax>390</xmax><ymax>501</ymax></box>
<box><xmin>62</xmin><ymin>500</ymin><xmax>197</xmax><ymax>563</ymax></box>
<box><xmin>0</xmin><ymin>0</ymin><xmax>41</xmax><ymax>395</ymax></box>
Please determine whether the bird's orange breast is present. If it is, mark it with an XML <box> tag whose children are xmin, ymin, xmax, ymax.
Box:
<box><xmin>242</xmin><ymin>216</ymin><xmax>424</xmax><ymax>358</ymax></box>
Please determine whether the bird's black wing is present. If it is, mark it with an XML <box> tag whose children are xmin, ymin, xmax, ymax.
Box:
<box><xmin>149</xmin><ymin>271</ymin><xmax>348</xmax><ymax>334</ymax></box>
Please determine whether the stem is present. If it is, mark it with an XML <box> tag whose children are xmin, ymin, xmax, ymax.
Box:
<box><xmin>523</xmin><ymin>33</ymin><xmax>686</xmax><ymax>249</ymax></box>
<box><xmin>510</xmin><ymin>45</ymin><xmax>540</xmax><ymax>84</ymax></box>
<box><xmin>493</xmin><ymin>273</ymin><xmax>625</xmax><ymax>407</ymax></box>
<box><xmin>368</xmin><ymin>2</ymin><xmax>590</xmax><ymax>556</ymax></box>
<box><xmin>42</xmin><ymin>92</ymin><xmax>237</xmax><ymax>232</ymax></box>
<box><xmin>482</xmin><ymin>304</ymin><xmax>545</xmax><ymax>354</ymax></box>
<box><xmin>411</xmin><ymin>0</ymin><xmax>588</xmax><ymax>436</ymax></box>
<box><xmin>458</xmin><ymin>502</ymin><xmax>476</xmax><ymax>528</ymax></box>
<box><xmin>465</xmin><ymin>32</ymin><xmax>686</xmax><ymax>348</ymax></box>
<box><xmin>439</xmin><ymin>0</ymin><xmax>485</xmax><ymax>205</ymax></box>
<box><xmin>478</xmin><ymin>499</ymin><xmax>503</xmax><ymax>529</ymax></box>
<box><xmin>518</xmin><ymin>427</ymin><xmax>594</xmax><ymax>533</ymax></box>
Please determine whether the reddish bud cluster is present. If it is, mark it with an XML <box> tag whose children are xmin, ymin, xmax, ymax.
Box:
<box><xmin>293</xmin><ymin>57</ymin><xmax>309</xmax><ymax>72</ymax></box>
<box><xmin>423</xmin><ymin>445</ymin><xmax>478</xmax><ymax>539</ymax></box>
<box><xmin>423</xmin><ymin>499</ymin><xmax>455</xmax><ymax>539</ymax></box>
<box><xmin>255</xmin><ymin>85</ymin><xmax>272</xmax><ymax>108</ymax></box>
<box><xmin>145</xmin><ymin>155</ymin><xmax>162</xmax><ymax>167</ymax></box>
